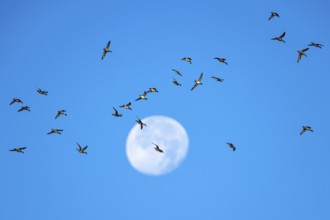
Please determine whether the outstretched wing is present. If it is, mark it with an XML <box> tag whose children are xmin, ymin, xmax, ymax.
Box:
<box><xmin>106</xmin><ymin>41</ymin><xmax>111</xmax><ymax>49</ymax></box>
<box><xmin>82</xmin><ymin>145</ymin><xmax>88</xmax><ymax>151</ymax></box>
<box><xmin>302</xmin><ymin>48</ymin><xmax>309</xmax><ymax>52</ymax></box>
<box><xmin>113</xmin><ymin>107</ymin><xmax>118</xmax><ymax>114</ymax></box>
<box><xmin>297</xmin><ymin>53</ymin><xmax>302</xmax><ymax>63</ymax></box>
<box><xmin>55</xmin><ymin>111</ymin><xmax>61</xmax><ymax>119</ymax></box>
<box><xmin>191</xmin><ymin>83</ymin><xmax>198</xmax><ymax>91</ymax></box>
<box><xmin>280</xmin><ymin>32</ymin><xmax>286</xmax><ymax>38</ymax></box>
<box><xmin>198</xmin><ymin>72</ymin><xmax>203</xmax><ymax>81</ymax></box>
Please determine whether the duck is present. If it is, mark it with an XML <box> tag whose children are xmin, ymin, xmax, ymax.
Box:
<box><xmin>119</xmin><ymin>102</ymin><xmax>132</xmax><ymax>110</ymax></box>
<box><xmin>136</xmin><ymin>116</ymin><xmax>147</xmax><ymax>130</ymax></box>
<box><xmin>172</xmin><ymin>69</ymin><xmax>182</xmax><ymax>77</ymax></box>
<box><xmin>147</xmin><ymin>88</ymin><xmax>159</xmax><ymax>93</ymax></box>
<box><xmin>55</xmin><ymin>110</ymin><xmax>67</xmax><ymax>119</ymax></box>
<box><xmin>214</xmin><ymin>57</ymin><xmax>228</xmax><ymax>65</ymax></box>
<box><xmin>300</xmin><ymin>126</ymin><xmax>313</xmax><ymax>135</ymax></box>
<box><xmin>211</xmin><ymin>76</ymin><xmax>224</xmax><ymax>82</ymax></box>
<box><xmin>76</xmin><ymin>142</ymin><xmax>88</xmax><ymax>154</ymax></box>
<box><xmin>227</xmin><ymin>143</ymin><xmax>236</xmax><ymax>151</ymax></box>
<box><xmin>191</xmin><ymin>72</ymin><xmax>203</xmax><ymax>91</ymax></box>
<box><xmin>9</xmin><ymin>147</ymin><xmax>26</xmax><ymax>153</ymax></box>
<box><xmin>112</xmin><ymin>107</ymin><xmax>123</xmax><ymax>117</ymax></box>
<box><xmin>268</xmin><ymin>12</ymin><xmax>279</xmax><ymax>20</ymax></box>
<box><xmin>272</xmin><ymin>32</ymin><xmax>286</xmax><ymax>43</ymax></box>
<box><xmin>153</xmin><ymin>143</ymin><xmax>164</xmax><ymax>153</ymax></box>
<box><xmin>172</xmin><ymin>78</ymin><xmax>182</xmax><ymax>86</ymax></box>
<box><xmin>47</xmin><ymin>129</ymin><xmax>63</xmax><ymax>135</ymax></box>
<box><xmin>308</xmin><ymin>42</ymin><xmax>323</xmax><ymax>48</ymax></box>
<box><xmin>18</xmin><ymin>106</ymin><xmax>30</xmax><ymax>112</ymax></box>
<box><xmin>101</xmin><ymin>40</ymin><xmax>112</xmax><ymax>60</ymax></box>
<box><xmin>37</xmin><ymin>88</ymin><xmax>48</xmax><ymax>95</ymax></box>
<box><xmin>297</xmin><ymin>48</ymin><xmax>309</xmax><ymax>63</ymax></box>
<box><xmin>135</xmin><ymin>91</ymin><xmax>148</xmax><ymax>101</ymax></box>
<box><xmin>9</xmin><ymin>98</ymin><xmax>23</xmax><ymax>105</ymax></box>
<box><xmin>181</xmin><ymin>57</ymin><xmax>192</xmax><ymax>64</ymax></box>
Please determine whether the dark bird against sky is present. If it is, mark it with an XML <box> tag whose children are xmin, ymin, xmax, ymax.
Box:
<box><xmin>308</xmin><ymin>42</ymin><xmax>323</xmax><ymax>48</ymax></box>
<box><xmin>214</xmin><ymin>57</ymin><xmax>228</xmax><ymax>65</ymax></box>
<box><xmin>47</xmin><ymin>129</ymin><xmax>63</xmax><ymax>135</ymax></box>
<box><xmin>119</xmin><ymin>102</ymin><xmax>132</xmax><ymax>110</ymax></box>
<box><xmin>181</xmin><ymin>57</ymin><xmax>192</xmax><ymax>64</ymax></box>
<box><xmin>9</xmin><ymin>98</ymin><xmax>23</xmax><ymax>105</ymax></box>
<box><xmin>135</xmin><ymin>91</ymin><xmax>148</xmax><ymax>101</ymax></box>
<box><xmin>153</xmin><ymin>143</ymin><xmax>164</xmax><ymax>153</ymax></box>
<box><xmin>297</xmin><ymin>48</ymin><xmax>309</xmax><ymax>63</ymax></box>
<box><xmin>9</xmin><ymin>147</ymin><xmax>27</xmax><ymax>153</ymax></box>
<box><xmin>112</xmin><ymin>107</ymin><xmax>123</xmax><ymax>117</ymax></box>
<box><xmin>18</xmin><ymin>106</ymin><xmax>30</xmax><ymax>112</ymax></box>
<box><xmin>55</xmin><ymin>110</ymin><xmax>67</xmax><ymax>119</ymax></box>
<box><xmin>172</xmin><ymin>78</ymin><xmax>182</xmax><ymax>86</ymax></box>
<box><xmin>191</xmin><ymin>72</ymin><xmax>203</xmax><ymax>91</ymax></box>
<box><xmin>272</xmin><ymin>32</ymin><xmax>286</xmax><ymax>43</ymax></box>
<box><xmin>37</xmin><ymin>88</ymin><xmax>48</xmax><ymax>96</ymax></box>
<box><xmin>76</xmin><ymin>142</ymin><xmax>88</xmax><ymax>154</ymax></box>
<box><xmin>136</xmin><ymin>116</ymin><xmax>147</xmax><ymax>130</ymax></box>
<box><xmin>172</xmin><ymin>69</ymin><xmax>183</xmax><ymax>77</ymax></box>
<box><xmin>227</xmin><ymin>143</ymin><xmax>236</xmax><ymax>151</ymax></box>
<box><xmin>101</xmin><ymin>40</ymin><xmax>112</xmax><ymax>60</ymax></box>
<box><xmin>300</xmin><ymin>126</ymin><xmax>313</xmax><ymax>135</ymax></box>
<box><xmin>268</xmin><ymin>12</ymin><xmax>279</xmax><ymax>20</ymax></box>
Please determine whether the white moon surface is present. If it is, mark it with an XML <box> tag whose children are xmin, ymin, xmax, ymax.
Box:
<box><xmin>126</xmin><ymin>115</ymin><xmax>189</xmax><ymax>176</ymax></box>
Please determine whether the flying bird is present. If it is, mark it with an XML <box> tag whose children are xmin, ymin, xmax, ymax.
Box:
<box><xmin>211</xmin><ymin>76</ymin><xmax>224</xmax><ymax>82</ymax></box>
<box><xmin>191</xmin><ymin>72</ymin><xmax>203</xmax><ymax>91</ymax></box>
<box><xmin>172</xmin><ymin>69</ymin><xmax>182</xmax><ymax>77</ymax></box>
<box><xmin>172</xmin><ymin>78</ymin><xmax>182</xmax><ymax>86</ymax></box>
<box><xmin>300</xmin><ymin>126</ymin><xmax>313</xmax><ymax>135</ymax></box>
<box><xmin>153</xmin><ymin>143</ymin><xmax>164</xmax><ymax>153</ymax></box>
<box><xmin>37</xmin><ymin>88</ymin><xmax>48</xmax><ymax>96</ymax></box>
<box><xmin>119</xmin><ymin>102</ymin><xmax>132</xmax><ymax>110</ymax></box>
<box><xmin>297</xmin><ymin>48</ymin><xmax>309</xmax><ymax>63</ymax></box>
<box><xmin>135</xmin><ymin>91</ymin><xmax>148</xmax><ymax>101</ymax></box>
<box><xmin>112</xmin><ymin>107</ymin><xmax>123</xmax><ymax>117</ymax></box>
<box><xmin>18</xmin><ymin>106</ymin><xmax>30</xmax><ymax>112</ymax></box>
<box><xmin>308</xmin><ymin>42</ymin><xmax>323</xmax><ymax>48</ymax></box>
<box><xmin>227</xmin><ymin>143</ymin><xmax>236</xmax><ymax>151</ymax></box>
<box><xmin>9</xmin><ymin>98</ymin><xmax>23</xmax><ymax>105</ymax></box>
<box><xmin>55</xmin><ymin>110</ymin><xmax>67</xmax><ymax>119</ymax></box>
<box><xmin>9</xmin><ymin>147</ymin><xmax>27</xmax><ymax>153</ymax></box>
<box><xmin>181</xmin><ymin>57</ymin><xmax>192</xmax><ymax>64</ymax></box>
<box><xmin>47</xmin><ymin>129</ymin><xmax>63</xmax><ymax>135</ymax></box>
<box><xmin>136</xmin><ymin>116</ymin><xmax>147</xmax><ymax>130</ymax></box>
<box><xmin>147</xmin><ymin>88</ymin><xmax>159</xmax><ymax>93</ymax></box>
<box><xmin>214</xmin><ymin>57</ymin><xmax>228</xmax><ymax>65</ymax></box>
<box><xmin>268</xmin><ymin>12</ymin><xmax>279</xmax><ymax>20</ymax></box>
<box><xmin>76</xmin><ymin>142</ymin><xmax>88</xmax><ymax>154</ymax></box>
<box><xmin>272</xmin><ymin>32</ymin><xmax>286</xmax><ymax>43</ymax></box>
<box><xmin>101</xmin><ymin>40</ymin><xmax>112</xmax><ymax>60</ymax></box>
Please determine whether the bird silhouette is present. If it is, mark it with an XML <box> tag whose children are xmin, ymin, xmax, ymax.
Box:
<box><xmin>37</xmin><ymin>88</ymin><xmax>48</xmax><ymax>95</ymax></box>
<box><xmin>172</xmin><ymin>78</ymin><xmax>182</xmax><ymax>86</ymax></box>
<box><xmin>227</xmin><ymin>143</ymin><xmax>236</xmax><ymax>151</ymax></box>
<box><xmin>76</xmin><ymin>142</ymin><xmax>88</xmax><ymax>154</ymax></box>
<box><xmin>47</xmin><ymin>129</ymin><xmax>63</xmax><ymax>135</ymax></box>
<box><xmin>268</xmin><ymin>12</ymin><xmax>279</xmax><ymax>20</ymax></box>
<box><xmin>55</xmin><ymin>110</ymin><xmax>67</xmax><ymax>119</ymax></box>
<box><xmin>211</xmin><ymin>76</ymin><xmax>224</xmax><ymax>82</ymax></box>
<box><xmin>191</xmin><ymin>72</ymin><xmax>203</xmax><ymax>91</ymax></box>
<box><xmin>147</xmin><ymin>88</ymin><xmax>159</xmax><ymax>93</ymax></box>
<box><xmin>153</xmin><ymin>143</ymin><xmax>164</xmax><ymax>153</ymax></box>
<box><xmin>181</xmin><ymin>57</ymin><xmax>192</xmax><ymax>64</ymax></box>
<box><xmin>112</xmin><ymin>107</ymin><xmax>123</xmax><ymax>117</ymax></box>
<box><xmin>101</xmin><ymin>40</ymin><xmax>112</xmax><ymax>60</ymax></box>
<box><xmin>214</xmin><ymin>57</ymin><xmax>228</xmax><ymax>65</ymax></box>
<box><xmin>18</xmin><ymin>106</ymin><xmax>30</xmax><ymax>112</ymax></box>
<box><xmin>9</xmin><ymin>98</ymin><xmax>23</xmax><ymax>105</ymax></box>
<box><xmin>136</xmin><ymin>116</ymin><xmax>147</xmax><ymax>130</ymax></box>
<box><xmin>119</xmin><ymin>102</ymin><xmax>132</xmax><ymax>110</ymax></box>
<box><xmin>308</xmin><ymin>42</ymin><xmax>323</xmax><ymax>48</ymax></box>
<box><xmin>272</xmin><ymin>32</ymin><xmax>286</xmax><ymax>43</ymax></box>
<box><xmin>300</xmin><ymin>126</ymin><xmax>313</xmax><ymax>135</ymax></box>
<box><xmin>9</xmin><ymin>147</ymin><xmax>26</xmax><ymax>153</ymax></box>
<box><xmin>135</xmin><ymin>91</ymin><xmax>148</xmax><ymax>101</ymax></box>
<box><xmin>297</xmin><ymin>48</ymin><xmax>309</xmax><ymax>63</ymax></box>
<box><xmin>172</xmin><ymin>69</ymin><xmax>183</xmax><ymax>77</ymax></box>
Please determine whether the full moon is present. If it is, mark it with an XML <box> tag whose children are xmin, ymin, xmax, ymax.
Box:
<box><xmin>126</xmin><ymin>115</ymin><xmax>189</xmax><ymax>176</ymax></box>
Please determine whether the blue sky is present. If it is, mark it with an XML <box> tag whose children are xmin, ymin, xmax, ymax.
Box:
<box><xmin>1</xmin><ymin>0</ymin><xmax>330</xmax><ymax>219</ymax></box>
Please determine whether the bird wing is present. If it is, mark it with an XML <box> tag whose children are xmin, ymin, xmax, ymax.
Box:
<box><xmin>300</xmin><ymin>129</ymin><xmax>305</xmax><ymax>135</ymax></box>
<box><xmin>76</xmin><ymin>142</ymin><xmax>82</xmax><ymax>150</ymax></box>
<box><xmin>198</xmin><ymin>72</ymin><xmax>203</xmax><ymax>81</ymax></box>
<box><xmin>280</xmin><ymin>32</ymin><xmax>286</xmax><ymax>38</ymax></box>
<box><xmin>82</xmin><ymin>145</ymin><xmax>88</xmax><ymax>151</ymax></box>
<box><xmin>113</xmin><ymin>107</ymin><xmax>118</xmax><ymax>114</ymax></box>
<box><xmin>268</xmin><ymin>13</ymin><xmax>273</xmax><ymax>20</ymax></box>
<box><xmin>191</xmin><ymin>83</ymin><xmax>198</xmax><ymax>91</ymax></box>
<box><xmin>302</xmin><ymin>48</ymin><xmax>309</xmax><ymax>52</ymax></box>
<box><xmin>55</xmin><ymin>112</ymin><xmax>60</xmax><ymax>119</ymax></box>
<box><xmin>9</xmin><ymin>100</ymin><xmax>15</xmax><ymax>105</ymax></box>
<box><xmin>101</xmin><ymin>51</ymin><xmax>106</xmax><ymax>60</ymax></box>
<box><xmin>106</xmin><ymin>41</ymin><xmax>111</xmax><ymax>49</ymax></box>
<box><xmin>297</xmin><ymin>53</ymin><xmax>302</xmax><ymax>63</ymax></box>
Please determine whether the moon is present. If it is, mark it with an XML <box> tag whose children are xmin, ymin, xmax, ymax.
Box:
<box><xmin>126</xmin><ymin>115</ymin><xmax>189</xmax><ymax>176</ymax></box>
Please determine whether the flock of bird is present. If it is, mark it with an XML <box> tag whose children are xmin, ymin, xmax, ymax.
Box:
<box><xmin>6</xmin><ymin>11</ymin><xmax>322</xmax><ymax>155</ymax></box>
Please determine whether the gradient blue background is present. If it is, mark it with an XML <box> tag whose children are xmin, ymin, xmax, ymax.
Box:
<box><xmin>1</xmin><ymin>0</ymin><xmax>329</xmax><ymax>219</ymax></box>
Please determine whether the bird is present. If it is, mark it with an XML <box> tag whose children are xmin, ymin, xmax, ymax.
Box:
<box><xmin>191</xmin><ymin>72</ymin><xmax>203</xmax><ymax>91</ymax></box>
<box><xmin>37</xmin><ymin>88</ymin><xmax>48</xmax><ymax>95</ymax></box>
<box><xmin>214</xmin><ymin>57</ymin><xmax>228</xmax><ymax>65</ymax></box>
<box><xmin>9</xmin><ymin>147</ymin><xmax>27</xmax><ymax>153</ymax></box>
<box><xmin>76</xmin><ymin>142</ymin><xmax>88</xmax><ymax>154</ymax></box>
<box><xmin>136</xmin><ymin>116</ymin><xmax>147</xmax><ymax>130</ymax></box>
<box><xmin>101</xmin><ymin>40</ymin><xmax>112</xmax><ymax>60</ymax></box>
<box><xmin>55</xmin><ymin>110</ymin><xmax>67</xmax><ymax>119</ymax></box>
<box><xmin>135</xmin><ymin>91</ymin><xmax>148</xmax><ymax>101</ymax></box>
<box><xmin>181</xmin><ymin>57</ymin><xmax>192</xmax><ymax>64</ymax></box>
<box><xmin>227</xmin><ymin>143</ymin><xmax>236</xmax><ymax>151</ymax></box>
<box><xmin>18</xmin><ymin>106</ymin><xmax>30</xmax><ymax>112</ymax></box>
<box><xmin>268</xmin><ymin>12</ymin><xmax>279</xmax><ymax>20</ymax></box>
<box><xmin>172</xmin><ymin>69</ymin><xmax>182</xmax><ymax>77</ymax></box>
<box><xmin>308</xmin><ymin>42</ymin><xmax>323</xmax><ymax>48</ymax></box>
<box><xmin>297</xmin><ymin>48</ymin><xmax>309</xmax><ymax>63</ymax></box>
<box><xmin>9</xmin><ymin>98</ymin><xmax>23</xmax><ymax>105</ymax></box>
<box><xmin>47</xmin><ymin>129</ymin><xmax>63</xmax><ymax>135</ymax></box>
<box><xmin>272</xmin><ymin>32</ymin><xmax>286</xmax><ymax>43</ymax></box>
<box><xmin>172</xmin><ymin>78</ymin><xmax>182</xmax><ymax>86</ymax></box>
<box><xmin>119</xmin><ymin>102</ymin><xmax>132</xmax><ymax>110</ymax></box>
<box><xmin>211</xmin><ymin>76</ymin><xmax>224</xmax><ymax>82</ymax></box>
<box><xmin>300</xmin><ymin>126</ymin><xmax>313</xmax><ymax>135</ymax></box>
<box><xmin>147</xmin><ymin>88</ymin><xmax>159</xmax><ymax>93</ymax></box>
<box><xmin>153</xmin><ymin>143</ymin><xmax>164</xmax><ymax>153</ymax></box>
<box><xmin>112</xmin><ymin>107</ymin><xmax>123</xmax><ymax>117</ymax></box>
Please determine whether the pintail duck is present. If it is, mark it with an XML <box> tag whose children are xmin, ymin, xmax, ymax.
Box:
<box><xmin>101</xmin><ymin>40</ymin><xmax>112</xmax><ymax>60</ymax></box>
<box><xmin>55</xmin><ymin>110</ymin><xmax>67</xmax><ymax>119</ymax></box>
<box><xmin>268</xmin><ymin>12</ymin><xmax>279</xmax><ymax>20</ymax></box>
<box><xmin>211</xmin><ymin>76</ymin><xmax>224</xmax><ymax>82</ymax></box>
<box><xmin>135</xmin><ymin>91</ymin><xmax>148</xmax><ymax>101</ymax></box>
<box><xmin>181</xmin><ymin>57</ymin><xmax>192</xmax><ymax>64</ymax></box>
<box><xmin>153</xmin><ymin>143</ymin><xmax>164</xmax><ymax>153</ymax></box>
<box><xmin>112</xmin><ymin>107</ymin><xmax>123</xmax><ymax>117</ymax></box>
<box><xmin>308</xmin><ymin>42</ymin><xmax>323</xmax><ymax>48</ymax></box>
<box><xmin>214</xmin><ymin>57</ymin><xmax>228</xmax><ymax>65</ymax></box>
<box><xmin>191</xmin><ymin>72</ymin><xmax>203</xmax><ymax>91</ymax></box>
<box><xmin>47</xmin><ymin>129</ymin><xmax>63</xmax><ymax>135</ymax></box>
<box><xmin>136</xmin><ymin>116</ymin><xmax>147</xmax><ymax>130</ymax></box>
<box><xmin>172</xmin><ymin>69</ymin><xmax>182</xmax><ymax>77</ymax></box>
<box><xmin>76</xmin><ymin>142</ymin><xmax>88</xmax><ymax>154</ymax></box>
<box><xmin>297</xmin><ymin>48</ymin><xmax>309</xmax><ymax>63</ymax></box>
<box><xmin>18</xmin><ymin>106</ymin><xmax>30</xmax><ymax>112</ymax></box>
<box><xmin>300</xmin><ymin>126</ymin><xmax>313</xmax><ymax>135</ymax></box>
<box><xmin>37</xmin><ymin>88</ymin><xmax>48</xmax><ymax>95</ymax></box>
<box><xmin>147</xmin><ymin>88</ymin><xmax>159</xmax><ymax>93</ymax></box>
<box><xmin>9</xmin><ymin>147</ymin><xmax>26</xmax><ymax>153</ymax></box>
<box><xmin>172</xmin><ymin>78</ymin><xmax>182</xmax><ymax>86</ymax></box>
<box><xmin>272</xmin><ymin>32</ymin><xmax>286</xmax><ymax>43</ymax></box>
<box><xmin>227</xmin><ymin>143</ymin><xmax>236</xmax><ymax>151</ymax></box>
<box><xmin>119</xmin><ymin>102</ymin><xmax>132</xmax><ymax>110</ymax></box>
<box><xmin>9</xmin><ymin>98</ymin><xmax>23</xmax><ymax>105</ymax></box>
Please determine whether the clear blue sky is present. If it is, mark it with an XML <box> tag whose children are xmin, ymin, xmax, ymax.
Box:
<box><xmin>1</xmin><ymin>0</ymin><xmax>329</xmax><ymax>219</ymax></box>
